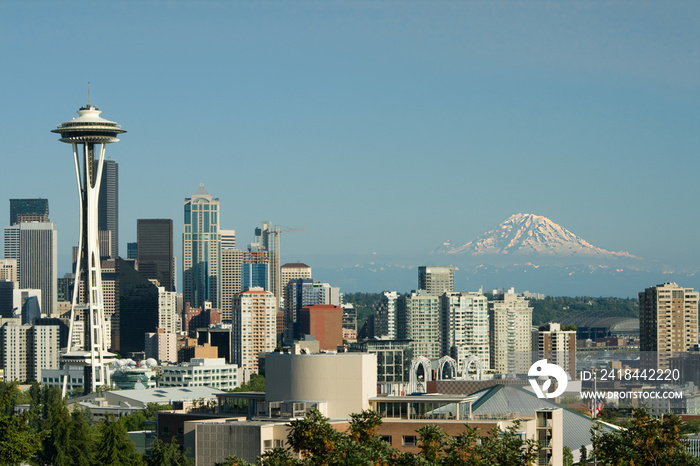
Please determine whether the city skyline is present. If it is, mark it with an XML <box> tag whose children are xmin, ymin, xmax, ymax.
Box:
<box><xmin>1</xmin><ymin>2</ymin><xmax>698</xmax><ymax>295</ymax></box>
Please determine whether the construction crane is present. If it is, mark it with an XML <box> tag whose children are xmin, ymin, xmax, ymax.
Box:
<box><xmin>270</xmin><ymin>226</ymin><xmax>304</xmax><ymax>314</ymax></box>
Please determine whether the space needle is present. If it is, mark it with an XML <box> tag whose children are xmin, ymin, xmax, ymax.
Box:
<box><xmin>52</xmin><ymin>89</ymin><xmax>125</xmax><ymax>396</ymax></box>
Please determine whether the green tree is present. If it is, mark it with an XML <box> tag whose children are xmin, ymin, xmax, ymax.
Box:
<box><xmin>416</xmin><ymin>424</ymin><xmax>448</xmax><ymax>463</ymax></box>
<box><xmin>0</xmin><ymin>383</ymin><xmax>43</xmax><ymax>465</ymax></box>
<box><xmin>214</xmin><ymin>456</ymin><xmax>255</xmax><ymax>466</ymax></box>
<box><xmin>682</xmin><ymin>418</ymin><xmax>700</xmax><ymax>434</ymax></box>
<box><xmin>66</xmin><ymin>407</ymin><xmax>97</xmax><ymax>466</ymax></box>
<box><xmin>593</xmin><ymin>409</ymin><xmax>700</xmax><ymax>466</ymax></box>
<box><xmin>35</xmin><ymin>386</ymin><xmax>73</xmax><ymax>466</ymax></box>
<box><xmin>577</xmin><ymin>445</ymin><xmax>587</xmax><ymax>465</ymax></box>
<box><xmin>477</xmin><ymin>422</ymin><xmax>538</xmax><ymax>466</ymax></box>
<box><xmin>121</xmin><ymin>402</ymin><xmax>172</xmax><ymax>431</ymax></box>
<box><xmin>442</xmin><ymin>425</ymin><xmax>483</xmax><ymax>466</ymax></box>
<box><xmin>563</xmin><ymin>446</ymin><xmax>574</xmax><ymax>466</ymax></box>
<box><xmin>96</xmin><ymin>415</ymin><xmax>144</xmax><ymax>466</ymax></box>
<box><xmin>234</xmin><ymin>374</ymin><xmax>265</xmax><ymax>392</ymax></box>
<box><xmin>258</xmin><ymin>448</ymin><xmax>303</xmax><ymax>466</ymax></box>
<box><xmin>147</xmin><ymin>437</ymin><xmax>192</xmax><ymax>466</ymax></box>
<box><xmin>286</xmin><ymin>409</ymin><xmax>343</xmax><ymax>465</ymax></box>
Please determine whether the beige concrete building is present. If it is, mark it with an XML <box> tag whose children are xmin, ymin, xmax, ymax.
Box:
<box><xmin>0</xmin><ymin>259</ymin><xmax>17</xmax><ymax>282</ymax></box>
<box><xmin>220</xmin><ymin>229</ymin><xmax>242</xmax><ymax>322</ymax></box>
<box><xmin>232</xmin><ymin>287</ymin><xmax>276</xmax><ymax>373</ymax></box>
<box><xmin>640</xmin><ymin>283</ymin><xmax>699</xmax><ymax>370</ymax></box>
<box><xmin>145</xmin><ymin>328</ymin><xmax>177</xmax><ymax>363</ymax></box>
<box><xmin>265</xmin><ymin>352</ymin><xmax>377</xmax><ymax>419</ymax></box>
<box><xmin>489</xmin><ymin>288</ymin><xmax>533</xmax><ymax>375</ymax></box>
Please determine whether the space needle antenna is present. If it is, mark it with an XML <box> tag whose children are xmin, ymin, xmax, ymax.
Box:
<box><xmin>87</xmin><ymin>82</ymin><xmax>91</xmax><ymax>106</ymax></box>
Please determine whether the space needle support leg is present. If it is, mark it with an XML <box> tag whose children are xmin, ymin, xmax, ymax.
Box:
<box><xmin>63</xmin><ymin>142</ymin><xmax>86</xmax><ymax>398</ymax></box>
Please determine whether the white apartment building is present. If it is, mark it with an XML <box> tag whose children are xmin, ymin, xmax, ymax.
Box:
<box><xmin>160</xmin><ymin>358</ymin><xmax>240</xmax><ymax>390</ymax></box>
<box><xmin>232</xmin><ymin>287</ymin><xmax>276</xmax><ymax>374</ymax></box>
<box><xmin>0</xmin><ymin>318</ymin><xmax>24</xmax><ymax>381</ymax></box>
<box><xmin>442</xmin><ymin>291</ymin><xmax>490</xmax><ymax>371</ymax></box>
<box><xmin>158</xmin><ymin>287</ymin><xmax>180</xmax><ymax>334</ymax></box>
<box><xmin>0</xmin><ymin>317</ymin><xmax>59</xmax><ymax>382</ymax></box>
<box><xmin>489</xmin><ymin>288</ymin><xmax>533</xmax><ymax>375</ymax></box>
<box><xmin>31</xmin><ymin>324</ymin><xmax>60</xmax><ymax>381</ymax></box>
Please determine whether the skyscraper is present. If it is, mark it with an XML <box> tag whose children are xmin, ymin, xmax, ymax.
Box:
<box><xmin>418</xmin><ymin>266</ymin><xmax>454</xmax><ymax>295</ymax></box>
<box><xmin>9</xmin><ymin>199</ymin><xmax>49</xmax><ymax>225</ymax></box>
<box><xmin>232</xmin><ymin>287</ymin><xmax>276</xmax><ymax>373</ymax></box>
<box><xmin>116</xmin><ymin>258</ymin><xmax>159</xmax><ymax>355</ymax></box>
<box><xmin>253</xmin><ymin>221</ymin><xmax>276</xmax><ymax>295</ymax></box>
<box><xmin>375</xmin><ymin>291</ymin><xmax>398</xmax><ymax>339</ymax></box>
<box><xmin>640</xmin><ymin>283</ymin><xmax>699</xmax><ymax>370</ymax></box>
<box><xmin>242</xmin><ymin>249</ymin><xmax>269</xmax><ymax>291</ymax></box>
<box><xmin>183</xmin><ymin>184</ymin><xmax>221</xmax><ymax>309</ymax></box>
<box><xmin>126</xmin><ymin>242</ymin><xmax>138</xmax><ymax>260</ymax></box>
<box><xmin>98</xmin><ymin>159</ymin><xmax>118</xmax><ymax>258</ymax></box>
<box><xmin>137</xmin><ymin>219</ymin><xmax>175</xmax><ymax>291</ymax></box>
<box><xmin>488</xmin><ymin>288</ymin><xmax>533</xmax><ymax>375</ymax></box>
<box><xmin>441</xmin><ymin>291</ymin><xmax>490</xmax><ymax>371</ymax></box>
<box><xmin>4</xmin><ymin>222</ymin><xmax>58</xmax><ymax>316</ymax></box>
<box><xmin>280</xmin><ymin>262</ymin><xmax>312</xmax><ymax>337</ymax></box>
<box><xmin>52</xmin><ymin>99</ymin><xmax>125</xmax><ymax>395</ymax></box>
<box><xmin>220</xmin><ymin>230</ymin><xmax>242</xmax><ymax>322</ymax></box>
<box><xmin>397</xmin><ymin>290</ymin><xmax>441</xmax><ymax>359</ymax></box>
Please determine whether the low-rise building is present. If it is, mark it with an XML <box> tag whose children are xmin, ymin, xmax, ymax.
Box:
<box><xmin>160</xmin><ymin>358</ymin><xmax>240</xmax><ymax>390</ymax></box>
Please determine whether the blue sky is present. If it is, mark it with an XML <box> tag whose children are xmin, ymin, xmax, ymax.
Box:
<box><xmin>1</xmin><ymin>1</ymin><xmax>699</xmax><ymax>282</ymax></box>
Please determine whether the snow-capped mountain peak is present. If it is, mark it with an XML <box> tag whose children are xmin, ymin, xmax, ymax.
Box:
<box><xmin>437</xmin><ymin>213</ymin><xmax>638</xmax><ymax>258</ymax></box>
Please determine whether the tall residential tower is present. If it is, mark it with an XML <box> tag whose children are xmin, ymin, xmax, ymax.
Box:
<box><xmin>640</xmin><ymin>283</ymin><xmax>699</xmax><ymax>370</ymax></box>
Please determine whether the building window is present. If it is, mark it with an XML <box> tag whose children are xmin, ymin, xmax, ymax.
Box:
<box><xmin>402</xmin><ymin>436</ymin><xmax>417</xmax><ymax>446</ymax></box>
<box><xmin>264</xmin><ymin>439</ymin><xmax>273</xmax><ymax>450</ymax></box>
<box><xmin>380</xmin><ymin>435</ymin><xmax>392</xmax><ymax>445</ymax></box>
<box><xmin>162</xmin><ymin>427</ymin><xmax>169</xmax><ymax>436</ymax></box>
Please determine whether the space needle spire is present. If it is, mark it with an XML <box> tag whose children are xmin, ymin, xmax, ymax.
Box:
<box><xmin>52</xmin><ymin>92</ymin><xmax>126</xmax><ymax>396</ymax></box>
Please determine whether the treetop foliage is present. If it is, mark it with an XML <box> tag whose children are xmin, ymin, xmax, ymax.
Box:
<box><xmin>593</xmin><ymin>409</ymin><xmax>700</xmax><ymax>466</ymax></box>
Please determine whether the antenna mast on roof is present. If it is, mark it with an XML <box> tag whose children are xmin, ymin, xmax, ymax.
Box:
<box><xmin>87</xmin><ymin>82</ymin><xmax>91</xmax><ymax>106</ymax></box>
